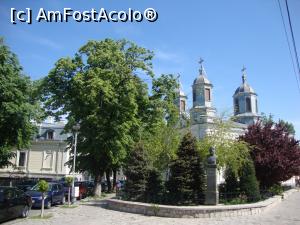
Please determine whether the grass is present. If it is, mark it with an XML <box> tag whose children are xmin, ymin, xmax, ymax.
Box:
<box><xmin>60</xmin><ymin>205</ymin><xmax>78</xmax><ymax>208</ymax></box>
<box><xmin>29</xmin><ymin>214</ymin><xmax>53</xmax><ymax>219</ymax></box>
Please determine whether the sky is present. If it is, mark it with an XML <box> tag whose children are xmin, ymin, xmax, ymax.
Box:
<box><xmin>0</xmin><ymin>0</ymin><xmax>300</xmax><ymax>138</ymax></box>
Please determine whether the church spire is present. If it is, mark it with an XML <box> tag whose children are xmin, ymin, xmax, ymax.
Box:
<box><xmin>241</xmin><ymin>65</ymin><xmax>247</xmax><ymax>84</ymax></box>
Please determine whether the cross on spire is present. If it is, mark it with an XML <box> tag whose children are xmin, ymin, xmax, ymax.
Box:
<box><xmin>198</xmin><ymin>58</ymin><xmax>206</xmax><ymax>75</ymax></box>
<box><xmin>199</xmin><ymin>58</ymin><xmax>204</xmax><ymax>66</ymax></box>
<box><xmin>241</xmin><ymin>65</ymin><xmax>247</xmax><ymax>84</ymax></box>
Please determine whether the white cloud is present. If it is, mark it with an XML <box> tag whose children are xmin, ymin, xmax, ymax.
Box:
<box><xmin>155</xmin><ymin>49</ymin><xmax>183</xmax><ymax>63</ymax></box>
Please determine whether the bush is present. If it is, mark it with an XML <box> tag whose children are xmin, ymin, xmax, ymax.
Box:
<box><xmin>268</xmin><ymin>184</ymin><xmax>283</xmax><ymax>196</ymax></box>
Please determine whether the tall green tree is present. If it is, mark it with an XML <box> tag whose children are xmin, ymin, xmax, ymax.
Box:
<box><xmin>141</xmin><ymin>74</ymin><xmax>181</xmax><ymax>172</ymax></box>
<box><xmin>167</xmin><ymin>132</ymin><xmax>206</xmax><ymax>205</ymax></box>
<box><xmin>123</xmin><ymin>143</ymin><xmax>149</xmax><ymax>201</ymax></box>
<box><xmin>41</xmin><ymin>39</ymin><xmax>154</xmax><ymax>196</ymax></box>
<box><xmin>0</xmin><ymin>38</ymin><xmax>42</xmax><ymax>168</ymax></box>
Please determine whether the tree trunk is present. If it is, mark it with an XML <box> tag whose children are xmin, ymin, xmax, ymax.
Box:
<box><xmin>41</xmin><ymin>192</ymin><xmax>44</xmax><ymax>218</ymax></box>
<box><xmin>113</xmin><ymin>169</ymin><xmax>117</xmax><ymax>192</ymax></box>
<box><xmin>106</xmin><ymin>169</ymin><xmax>112</xmax><ymax>193</ymax></box>
<box><xmin>93</xmin><ymin>175</ymin><xmax>102</xmax><ymax>197</ymax></box>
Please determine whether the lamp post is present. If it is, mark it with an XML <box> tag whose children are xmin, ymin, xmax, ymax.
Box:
<box><xmin>72</xmin><ymin>123</ymin><xmax>80</xmax><ymax>203</ymax></box>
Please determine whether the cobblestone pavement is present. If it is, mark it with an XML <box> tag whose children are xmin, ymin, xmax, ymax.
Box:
<box><xmin>4</xmin><ymin>190</ymin><xmax>300</xmax><ymax>225</ymax></box>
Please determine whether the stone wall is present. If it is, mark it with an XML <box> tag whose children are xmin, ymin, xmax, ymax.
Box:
<box><xmin>106</xmin><ymin>189</ymin><xmax>297</xmax><ymax>218</ymax></box>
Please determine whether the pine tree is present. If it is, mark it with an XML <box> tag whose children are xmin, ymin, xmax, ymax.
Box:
<box><xmin>224</xmin><ymin>166</ymin><xmax>240</xmax><ymax>199</ymax></box>
<box><xmin>145</xmin><ymin>168</ymin><xmax>164</xmax><ymax>203</ymax></box>
<box><xmin>123</xmin><ymin>143</ymin><xmax>148</xmax><ymax>201</ymax></box>
<box><xmin>166</xmin><ymin>132</ymin><xmax>206</xmax><ymax>205</ymax></box>
<box><xmin>239</xmin><ymin>159</ymin><xmax>260</xmax><ymax>202</ymax></box>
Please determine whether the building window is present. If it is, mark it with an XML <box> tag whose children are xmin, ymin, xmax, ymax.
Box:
<box><xmin>193</xmin><ymin>89</ymin><xmax>196</xmax><ymax>102</ymax></box>
<box><xmin>47</xmin><ymin>130</ymin><xmax>54</xmax><ymax>140</ymax></box>
<box><xmin>234</xmin><ymin>99</ymin><xmax>239</xmax><ymax>114</ymax></box>
<box><xmin>43</xmin><ymin>151</ymin><xmax>53</xmax><ymax>169</ymax></box>
<box><xmin>246</xmin><ymin>97</ymin><xmax>252</xmax><ymax>112</ymax></box>
<box><xmin>205</xmin><ymin>88</ymin><xmax>211</xmax><ymax>101</ymax></box>
<box><xmin>18</xmin><ymin>152</ymin><xmax>26</xmax><ymax>167</ymax></box>
<box><xmin>180</xmin><ymin>100</ymin><xmax>186</xmax><ymax>111</ymax></box>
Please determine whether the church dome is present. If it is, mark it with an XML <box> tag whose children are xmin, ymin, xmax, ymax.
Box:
<box><xmin>193</xmin><ymin>64</ymin><xmax>212</xmax><ymax>85</ymax></box>
<box><xmin>193</xmin><ymin>74</ymin><xmax>211</xmax><ymax>85</ymax></box>
<box><xmin>234</xmin><ymin>83</ymin><xmax>255</xmax><ymax>95</ymax></box>
<box><xmin>234</xmin><ymin>68</ymin><xmax>256</xmax><ymax>95</ymax></box>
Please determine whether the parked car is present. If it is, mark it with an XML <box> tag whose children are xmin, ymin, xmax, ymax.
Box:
<box><xmin>26</xmin><ymin>182</ymin><xmax>65</xmax><ymax>208</ymax></box>
<box><xmin>16</xmin><ymin>180</ymin><xmax>38</xmax><ymax>192</ymax></box>
<box><xmin>75</xmin><ymin>181</ymin><xmax>88</xmax><ymax>200</ymax></box>
<box><xmin>0</xmin><ymin>186</ymin><xmax>32</xmax><ymax>223</ymax></box>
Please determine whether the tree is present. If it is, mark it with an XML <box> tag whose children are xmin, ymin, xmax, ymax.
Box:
<box><xmin>166</xmin><ymin>132</ymin><xmax>206</xmax><ymax>205</ymax></box>
<box><xmin>241</xmin><ymin>121</ymin><xmax>300</xmax><ymax>188</ymax></box>
<box><xmin>145</xmin><ymin>168</ymin><xmax>164</xmax><ymax>203</ymax></box>
<box><xmin>198</xmin><ymin>114</ymin><xmax>250</xmax><ymax>175</ymax></box>
<box><xmin>123</xmin><ymin>143</ymin><xmax>149</xmax><ymax>201</ymax></box>
<box><xmin>65</xmin><ymin>177</ymin><xmax>73</xmax><ymax>206</ymax></box>
<box><xmin>41</xmin><ymin>39</ymin><xmax>154</xmax><ymax>196</ymax></box>
<box><xmin>261</xmin><ymin>113</ymin><xmax>296</xmax><ymax>136</ymax></box>
<box><xmin>37</xmin><ymin>180</ymin><xmax>49</xmax><ymax>218</ymax></box>
<box><xmin>141</xmin><ymin>74</ymin><xmax>181</xmax><ymax>173</ymax></box>
<box><xmin>239</xmin><ymin>159</ymin><xmax>260</xmax><ymax>202</ymax></box>
<box><xmin>0</xmin><ymin>38</ymin><xmax>42</xmax><ymax>168</ymax></box>
<box><xmin>223</xmin><ymin>159</ymin><xmax>260</xmax><ymax>203</ymax></box>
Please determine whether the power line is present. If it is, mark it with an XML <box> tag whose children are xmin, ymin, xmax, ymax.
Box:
<box><xmin>285</xmin><ymin>0</ymin><xmax>300</xmax><ymax>92</ymax></box>
<box><xmin>277</xmin><ymin>0</ymin><xmax>300</xmax><ymax>94</ymax></box>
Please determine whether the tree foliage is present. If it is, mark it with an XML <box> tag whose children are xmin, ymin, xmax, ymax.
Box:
<box><xmin>198</xmin><ymin>115</ymin><xmax>250</xmax><ymax>175</ymax></box>
<box><xmin>41</xmin><ymin>39</ymin><xmax>154</xmax><ymax>195</ymax></box>
<box><xmin>123</xmin><ymin>143</ymin><xmax>149</xmax><ymax>201</ymax></box>
<box><xmin>145</xmin><ymin>168</ymin><xmax>164</xmax><ymax>203</ymax></box>
<box><xmin>166</xmin><ymin>132</ymin><xmax>206</xmax><ymax>205</ymax></box>
<box><xmin>0</xmin><ymin>38</ymin><xmax>42</xmax><ymax>168</ymax></box>
<box><xmin>241</xmin><ymin>121</ymin><xmax>300</xmax><ymax>188</ymax></box>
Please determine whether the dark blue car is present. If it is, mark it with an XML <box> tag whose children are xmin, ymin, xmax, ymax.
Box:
<box><xmin>26</xmin><ymin>182</ymin><xmax>65</xmax><ymax>208</ymax></box>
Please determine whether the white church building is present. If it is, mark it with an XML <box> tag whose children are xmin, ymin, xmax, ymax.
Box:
<box><xmin>177</xmin><ymin>60</ymin><xmax>260</xmax><ymax>139</ymax></box>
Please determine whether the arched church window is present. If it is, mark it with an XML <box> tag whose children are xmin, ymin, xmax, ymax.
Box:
<box><xmin>205</xmin><ymin>88</ymin><xmax>211</xmax><ymax>101</ymax></box>
<box><xmin>246</xmin><ymin>97</ymin><xmax>252</xmax><ymax>112</ymax></box>
<box><xmin>234</xmin><ymin>99</ymin><xmax>239</xmax><ymax>114</ymax></box>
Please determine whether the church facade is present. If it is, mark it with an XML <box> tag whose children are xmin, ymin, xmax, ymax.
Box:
<box><xmin>177</xmin><ymin>61</ymin><xmax>260</xmax><ymax>139</ymax></box>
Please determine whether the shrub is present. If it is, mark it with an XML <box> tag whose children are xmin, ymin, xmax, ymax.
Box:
<box><xmin>268</xmin><ymin>184</ymin><xmax>283</xmax><ymax>196</ymax></box>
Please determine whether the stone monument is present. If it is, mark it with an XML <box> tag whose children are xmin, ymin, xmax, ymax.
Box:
<box><xmin>205</xmin><ymin>146</ymin><xmax>219</xmax><ymax>205</ymax></box>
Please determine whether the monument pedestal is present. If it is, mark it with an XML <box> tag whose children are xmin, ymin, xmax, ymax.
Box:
<box><xmin>205</xmin><ymin>164</ymin><xmax>219</xmax><ymax>205</ymax></box>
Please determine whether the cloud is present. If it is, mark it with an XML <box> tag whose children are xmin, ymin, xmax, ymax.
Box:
<box><xmin>33</xmin><ymin>36</ymin><xmax>61</xmax><ymax>50</ymax></box>
<box><xmin>155</xmin><ymin>49</ymin><xmax>183</xmax><ymax>63</ymax></box>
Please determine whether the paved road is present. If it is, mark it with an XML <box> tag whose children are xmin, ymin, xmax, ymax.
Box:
<box><xmin>4</xmin><ymin>190</ymin><xmax>300</xmax><ymax>225</ymax></box>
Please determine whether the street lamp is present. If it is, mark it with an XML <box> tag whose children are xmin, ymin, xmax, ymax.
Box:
<box><xmin>72</xmin><ymin>123</ymin><xmax>80</xmax><ymax>203</ymax></box>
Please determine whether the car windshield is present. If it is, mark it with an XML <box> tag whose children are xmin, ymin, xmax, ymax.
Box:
<box><xmin>31</xmin><ymin>184</ymin><xmax>52</xmax><ymax>191</ymax></box>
